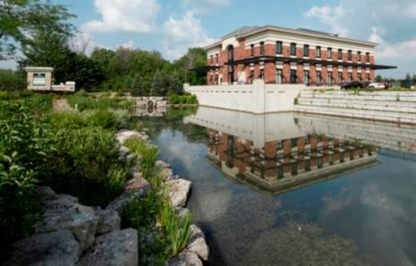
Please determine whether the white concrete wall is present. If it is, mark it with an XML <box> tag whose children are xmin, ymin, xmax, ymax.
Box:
<box><xmin>184</xmin><ymin>80</ymin><xmax>305</xmax><ymax>114</ymax></box>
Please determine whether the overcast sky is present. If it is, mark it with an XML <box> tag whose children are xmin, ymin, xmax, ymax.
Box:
<box><xmin>2</xmin><ymin>0</ymin><xmax>415</xmax><ymax>78</ymax></box>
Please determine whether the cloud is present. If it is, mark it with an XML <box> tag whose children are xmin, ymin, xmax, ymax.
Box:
<box><xmin>303</xmin><ymin>0</ymin><xmax>416</xmax><ymax>77</ymax></box>
<box><xmin>82</xmin><ymin>0</ymin><xmax>160</xmax><ymax>33</ymax></box>
<box><xmin>118</xmin><ymin>40</ymin><xmax>134</xmax><ymax>49</ymax></box>
<box><xmin>180</xmin><ymin>0</ymin><xmax>230</xmax><ymax>14</ymax></box>
<box><xmin>161</xmin><ymin>11</ymin><xmax>215</xmax><ymax>60</ymax></box>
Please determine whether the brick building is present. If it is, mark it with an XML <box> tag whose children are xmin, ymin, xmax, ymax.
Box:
<box><xmin>203</xmin><ymin>26</ymin><xmax>396</xmax><ymax>86</ymax></box>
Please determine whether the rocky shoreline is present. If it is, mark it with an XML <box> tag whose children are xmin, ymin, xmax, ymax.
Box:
<box><xmin>5</xmin><ymin>130</ymin><xmax>209</xmax><ymax>266</ymax></box>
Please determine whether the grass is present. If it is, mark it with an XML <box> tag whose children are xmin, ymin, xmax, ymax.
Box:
<box><xmin>124</xmin><ymin>138</ymin><xmax>159</xmax><ymax>178</ymax></box>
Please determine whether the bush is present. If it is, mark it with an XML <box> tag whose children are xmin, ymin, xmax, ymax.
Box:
<box><xmin>0</xmin><ymin>70</ymin><xmax>26</xmax><ymax>91</ymax></box>
<box><xmin>45</xmin><ymin>126</ymin><xmax>129</xmax><ymax>207</ymax></box>
<box><xmin>168</xmin><ymin>93</ymin><xmax>197</xmax><ymax>105</ymax></box>
<box><xmin>86</xmin><ymin>109</ymin><xmax>119</xmax><ymax>129</ymax></box>
<box><xmin>67</xmin><ymin>95</ymin><xmax>96</xmax><ymax>111</ymax></box>
<box><xmin>0</xmin><ymin>91</ymin><xmax>14</xmax><ymax>101</ymax></box>
<box><xmin>23</xmin><ymin>94</ymin><xmax>53</xmax><ymax>115</ymax></box>
<box><xmin>0</xmin><ymin>103</ymin><xmax>49</xmax><ymax>259</ymax></box>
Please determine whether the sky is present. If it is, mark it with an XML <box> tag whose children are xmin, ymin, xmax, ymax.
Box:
<box><xmin>2</xmin><ymin>0</ymin><xmax>416</xmax><ymax>78</ymax></box>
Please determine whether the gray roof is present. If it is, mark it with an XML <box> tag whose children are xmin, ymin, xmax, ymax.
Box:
<box><xmin>221</xmin><ymin>26</ymin><xmax>261</xmax><ymax>39</ymax></box>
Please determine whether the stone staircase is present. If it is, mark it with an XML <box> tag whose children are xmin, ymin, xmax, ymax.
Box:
<box><xmin>295</xmin><ymin>90</ymin><xmax>416</xmax><ymax>124</ymax></box>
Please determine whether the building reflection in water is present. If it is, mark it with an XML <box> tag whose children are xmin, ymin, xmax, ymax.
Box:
<box><xmin>206</xmin><ymin>129</ymin><xmax>377</xmax><ymax>194</ymax></box>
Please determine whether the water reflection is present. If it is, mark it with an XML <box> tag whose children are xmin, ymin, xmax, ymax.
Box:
<box><xmin>142</xmin><ymin>106</ymin><xmax>416</xmax><ymax>266</ymax></box>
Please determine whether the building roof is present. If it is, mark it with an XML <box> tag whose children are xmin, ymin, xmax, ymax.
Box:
<box><xmin>205</xmin><ymin>25</ymin><xmax>378</xmax><ymax>50</ymax></box>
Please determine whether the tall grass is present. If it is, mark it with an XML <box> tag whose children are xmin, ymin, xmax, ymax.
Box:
<box><xmin>124</xmin><ymin>138</ymin><xmax>159</xmax><ymax>178</ymax></box>
<box><xmin>159</xmin><ymin>204</ymin><xmax>192</xmax><ymax>257</ymax></box>
<box><xmin>23</xmin><ymin>94</ymin><xmax>53</xmax><ymax>115</ymax></box>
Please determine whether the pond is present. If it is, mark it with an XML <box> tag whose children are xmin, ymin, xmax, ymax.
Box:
<box><xmin>136</xmin><ymin>106</ymin><xmax>416</xmax><ymax>266</ymax></box>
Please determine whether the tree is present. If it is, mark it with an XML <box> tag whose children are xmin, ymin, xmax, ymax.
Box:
<box><xmin>0</xmin><ymin>0</ymin><xmax>75</xmax><ymax>60</ymax></box>
<box><xmin>375</xmin><ymin>75</ymin><xmax>382</xmax><ymax>82</ymax></box>
<box><xmin>405</xmin><ymin>73</ymin><xmax>412</xmax><ymax>81</ymax></box>
<box><xmin>131</xmin><ymin>75</ymin><xmax>146</xmax><ymax>96</ymax></box>
<box><xmin>174</xmin><ymin>47</ymin><xmax>207</xmax><ymax>85</ymax></box>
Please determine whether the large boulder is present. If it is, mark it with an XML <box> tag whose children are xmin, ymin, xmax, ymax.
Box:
<box><xmin>96</xmin><ymin>209</ymin><xmax>121</xmax><ymax>236</ymax></box>
<box><xmin>116</xmin><ymin>130</ymin><xmax>142</xmax><ymax>145</ymax></box>
<box><xmin>77</xmin><ymin>229</ymin><xmax>138</xmax><ymax>266</ymax></box>
<box><xmin>168</xmin><ymin>252</ymin><xmax>203</xmax><ymax>266</ymax></box>
<box><xmin>36</xmin><ymin>194</ymin><xmax>99</xmax><ymax>252</ymax></box>
<box><xmin>5</xmin><ymin>230</ymin><xmax>80</xmax><ymax>266</ymax></box>
<box><xmin>186</xmin><ymin>225</ymin><xmax>209</xmax><ymax>261</ymax></box>
<box><xmin>168</xmin><ymin>179</ymin><xmax>192</xmax><ymax>208</ymax></box>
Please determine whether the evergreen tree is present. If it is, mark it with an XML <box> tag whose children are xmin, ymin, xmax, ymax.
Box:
<box><xmin>131</xmin><ymin>75</ymin><xmax>145</xmax><ymax>96</ymax></box>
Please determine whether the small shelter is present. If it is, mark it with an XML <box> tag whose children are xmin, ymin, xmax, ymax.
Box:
<box><xmin>25</xmin><ymin>67</ymin><xmax>75</xmax><ymax>92</ymax></box>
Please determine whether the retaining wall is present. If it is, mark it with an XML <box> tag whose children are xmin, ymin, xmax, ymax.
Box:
<box><xmin>184</xmin><ymin>80</ymin><xmax>304</xmax><ymax>114</ymax></box>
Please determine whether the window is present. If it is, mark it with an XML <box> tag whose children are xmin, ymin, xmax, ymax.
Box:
<box><xmin>358</xmin><ymin>73</ymin><xmax>362</xmax><ymax>82</ymax></box>
<box><xmin>366</xmin><ymin>52</ymin><xmax>370</xmax><ymax>62</ymax></box>
<box><xmin>228</xmin><ymin>66</ymin><xmax>234</xmax><ymax>84</ymax></box>
<box><xmin>250</xmin><ymin>70</ymin><xmax>255</xmax><ymax>83</ymax></box>
<box><xmin>291</xmin><ymin>162</ymin><xmax>298</xmax><ymax>176</ymax></box>
<box><xmin>250</xmin><ymin>44</ymin><xmax>254</xmax><ymax>57</ymax></box>
<box><xmin>290</xmin><ymin>43</ymin><xmax>296</xmax><ymax>56</ymax></box>
<box><xmin>327</xmin><ymin>48</ymin><xmax>332</xmax><ymax>59</ymax></box>
<box><xmin>277</xmin><ymin>140</ymin><xmax>283</xmax><ymax>150</ymax></box>
<box><xmin>348</xmin><ymin>50</ymin><xmax>352</xmax><ymax>61</ymax></box>
<box><xmin>366</xmin><ymin>73</ymin><xmax>370</xmax><ymax>81</ymax></box>
<box><xmin>348</xmin><ymin>73</ymin><xmax>353</xmax><ymax>82</ymax></box>
<box><xmin>338</xmin><ymin>49</ymin><xmax>342</xmax><ymax>60</ymax></box>
<box><xmin>327</xmin><ymin>71</ymin><xmax>332</xmax><ymax>86</ymax></box>
<box><xmin>316</xmin><ymin>46</ymin><xmax>321</xmax><ymax>58</ymax></box>
<box><xmin>291</xmin><ymin>138</ymin><xmax>298</xmax><ymax>148</ymax></box>
<box><xmin>304</xmin><ymin>70</ymin><xmax>309</xmax><ymax>85</ymax></box>
<box><xmin>305</xmin><ymin>160</ymin><xmax>311</xmax><ymax>171</ymax></box>
<box><xmin>260</xmin><ymin>69</ymin><xmax>264</xmax><ymax>80</ymax></box>
<box><xmin>316</xmin><ymin>71</ymin><xmax>322</xmax><ymax>84</ymax></box>
<box><xmin>276</xmin><ymin>69</ymin><xmax>283</xmax><ymax>84</ymax></box>
<box><xmin>329</xmin><ymin>154</ymin><xmax>334</xmax><ymax>165</ymax></box>
<box><xmin>290</xmin><ymin>70</ymin><xmax>297</xmax><ymax>83</ymax></box>
<box><xmin>33</xmin><ymin>73</ymin><xmax>46</xmax><ymax>86</ymax></box>
<box><xmin>305</xmin><ymin>134</ymin><xmax>310</xmax><ymax>145</ymax></box>
<box><xmin>260</xmin><ymin>42</ymin><xmax>265</xmax><ymax>55</ymax></box>
<box><xmin>338</xmin><ymin>72</ymin><xmax>343</xmax><ymax>83</ymax></box>
<box><xmin>357</xmin><ymin>51</ymin><xmax>361</xmax><ymax>62</ymax></box>
<box><xmin>210</xmin><ymin>55</ymin><xmax>213</xmax><ymax>64</ymax></box>
<box><xmin>277</xmin><ymin>165</ymin><xmax>284</xmax><ymax>179</ymax></box>
<box><xmin>303</xmin><ymin>44</ymin><xmax>309</xmax><ymax>57</ymax></box>
<box><xmin>276</xmin><ymin>41</ymin><xmax>283</xmax><ymax>55</ymax></box>
<box><xmin>317</xmin><ymin>157</ymin><xmax>323</xmax><ymax>168</ymax></box>
<box><xmin>228</xmin><ymin>45</ymin><xmax>234</xmax><ymax>61</ymax></box>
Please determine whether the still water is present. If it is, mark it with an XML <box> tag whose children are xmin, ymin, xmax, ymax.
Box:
<box><xmin>138</xmin><ymin>106</ymin><xmax>416</xmax><ymax>266</ymax></box>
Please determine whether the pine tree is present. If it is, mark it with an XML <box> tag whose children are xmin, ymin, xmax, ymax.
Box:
<box><xmin>131</xmin><ymin>75</ymin><xmax>145</xmax><ymax>96</ymax></box>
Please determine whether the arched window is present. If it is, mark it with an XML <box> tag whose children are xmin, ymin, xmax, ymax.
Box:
<box><xmin>228</xmin><ymin>45</ymin><xmax>234</xmax><ymax>61</ymax></box>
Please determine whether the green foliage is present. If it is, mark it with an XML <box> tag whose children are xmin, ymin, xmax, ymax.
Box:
<box><xmin>85</xmin><ymin>109</ymin><xmax>119</xmax><ymax>129</ymax></box>
<box><xmin>0</xmin><ymin>90</ymin><xmax>14</xmax><ymax>101</ymax></box>
<box><xmin>124</xmin><ymin>139</ymin><xmax>159</xmax><ymax>178</ymax></box>
<box><xmin>0</xmin><ymin>70</ymin><xmax>26</xmax><ymax>91</ymax></box>
<box><xmin>0</xmin><ymin>103</ymin><xmax>49</xmax><ymax>259</ymax></box>
<box><xmin>159</xmin><ymin>204</ymin><xmax>192</xmax><ymax>257</ymax></box>
<box><xmin>23</xmin><ymin>94</ymin><xmax>53</xmax><ymax>115</ymax></box>
<box><xmin>168</xmin><ymin>93</ymin><xmax>198</xmax><ymax>105</ymax></box>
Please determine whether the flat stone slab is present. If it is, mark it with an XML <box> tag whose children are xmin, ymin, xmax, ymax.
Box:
<box><xmin>5</xmin><ymin>230</ymin><xmax>80</xmax><ymax>266</ymax></box>
<box><xmin>168</xmin><ymin>179</ymin><xmax>192</xmax><ymax>208</ymax></box>
<box><xmin>36</xmin><ymin>194</ymin><xmax>99</xmax><ymax>252</ymax></box>
<box><xmin>77</xmin><ymin>229</ymin><xmax>138</xmax><ymax>266</ymax></box>
<box><xmin>116</xmin><ymin>130</ymin><xmax>142</xmax><ymax>144</ymax></box>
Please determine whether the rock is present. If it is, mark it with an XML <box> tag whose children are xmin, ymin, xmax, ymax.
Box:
<box><xmin>77</xmin><ymin>229</ymin><xmax>138</xmax><ymax>266</ymax></box>
<box><xmin>187</xmin><ymin>225</ymin><xmax>209</xmax><ymax>261</ymax></box>
<box><xmin>105</xmin><ymin>188</ymin><xmax>147</xmax><ymax>214</ymax></box>
<box><xmin>125</xmin><ymin>176</ymin><xmax>150</xmax><ymax>192</ymax></box>
<box><xmin>118</xmin><ymin>146</ymin><xmax>130</xmax><ymax>158</ymax></box>
<box><xmin>174</xmin><ymin>207</ymin><xmax>191</xmax><ymax>219</ymax></box>
<box><xmin>169</xmin><ymin>252</ymin><xmax>203</xmax><ymax>266</ymax></box>
<box><xmin>116</xmin><ymin>130</ymin><xmax>142</xmax><ymax>144</ymax></box>
<box><xmin>5</xmin><ymin>230</ymin><xmax>79</xmax><ymax>266</ymax></box>
<box><xmin>141</xmin><ymin>135</ymin><xmax>149</xmax><ymax>141</ymax></box>
<box><xmin>155</xmin><ymin>160</ymin><xmax>170</xmax><ymax>169</ymax></box>
<box><xmin>35</xmin><ymin>186</ymin><xmax>57</xmax><ymax>200</ymax></box>
<box><xmin>36</xmin><ymin>194</ymin><xmax>99</xmax><ymax>252</ymax></box>
<box><xmin>155</xmin><ymin>160</ymin><xmax>174</xmax><ymax>180</ymax></box>
<box><xmin>168</xmin><ymin>179</ymin><xmax>192</xmax><ymax>208</ymax></box>
<box><xmin>96</xmin><ymin>209</ymin><xmax>121</xmax><ymax>236</ymax></box>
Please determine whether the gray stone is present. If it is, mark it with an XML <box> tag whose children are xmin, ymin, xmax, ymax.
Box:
<box><xmin>187</xmin><ymin>225</ymin><xmax>209</xmax><ymax>261</ymax></box>
<box><xmin>141</xmin><ymin>134</ymin><xmax>149</xmax><ymax>141</ymax></box>
<box><xmin>77</xmin><ymin>229</ymin><xmax>138</xmax><ymax>266</ymax></box>
<box><xmin>6</xmin><ymin>230</ymin><xmax>80</xmax><ymax>266</ymax></box>
<box><xmin>116</xmin><ymin>130</ymin><xmax>142</xmax><ymax>145</ymax></box>
<box><xmin>168</xmin><ymin>179</ymin><xmax>192</xmax><ymax>208</ymax></box>
<box><xmin>35</xmin><ymin>186</ymin><xmax>57</xmax><ymax>200</ymax></box>
<box><xmin>118</xmin><ymin>146</ymin><xmax>130</xmax><ymax>159</ymax></box>
<box><xmin>105</xmin><ymin>189</ymin><xmax>147</xmax><ymax>214</ymax></box>
<box><xmin>37</xmin><ymin>195</ymin><xmax>98</xmax><ymax>252</ymax></box>
<box><xmin>174</xmin><ymin>207</ymin><xmax>191</xmax><ymax>219</ymax></box>
<box><xmin>155</xmin><ymin>160</ymin><xmax>174</xmax><ymax>180</ymax></box>
<box><xmin>168</xmin><ymin>252</ymin><xmax>203</xmax><ymax>266</ymax></box>
<box><xmin>96</xmin><ymin>209</ymin><xmax>121</xmax><ymax>236</ymax></box>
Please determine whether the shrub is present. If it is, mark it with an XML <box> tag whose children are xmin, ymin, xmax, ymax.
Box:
<box><xmin>0</xmin><ymin>91</ymin><xmax>14</xmax><ymax>101</ymax></box>
<box><xmin>0</xmin><ymin>103</ymin><xmax>49</xmax><ymax>259</ymax></box>
<box><xmin>124</xmin><ymin>139</ymin><xmax>159</xmax><ymax>178</ymax></box>
<box><xmin>23</xmin><ymin>94</ymin><xmax>53</xmax><ymax>115</ymax></box>
<box><xmin>159</xmin><ymin>204</ymin><xmax>192</xmax><ymax>257</ymax></box>
<box><xmin>86</xmin><ymin>109</ymin><xmax>119</xmax><ymax>129</ymax></box>
<box><xmin>0</xmin><ymin>70</ymin><xmax>26</xmax><ymax>91</ymax></box>
<box><xmin>168</xmin><ymin>93</ymin><xmax>197</xmax><ymax>105</ymax></box>
<box><xmin>45</xmin><ymin>126</ymin><xmax>129</xmax><ymax>207</ymax></box>
<box><xmin>67</xmin><ymin>95</ymin><xmax>96</xmax><ymax>111</ymax></box>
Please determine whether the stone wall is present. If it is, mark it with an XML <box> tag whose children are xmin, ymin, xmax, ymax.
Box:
<box><xmin>295</xmin><ymin>90</ymin><xmax>416</xmax><ymax>124</ymax></box>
